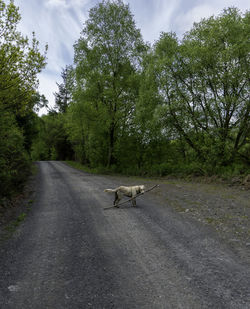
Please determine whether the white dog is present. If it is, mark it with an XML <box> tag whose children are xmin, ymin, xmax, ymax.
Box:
<box><xmin>104</xmin><ymin>185</ymin><xmax>145</xmax><ymax>207</ymax></box>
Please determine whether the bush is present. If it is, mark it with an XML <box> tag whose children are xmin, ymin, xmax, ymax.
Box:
<box><xmin>0</xmin><ymin>111</ymin><xmax>30</xmax><ymax>199</ymax></box>
<box><xmin>149</xmin><ymin>163</ymin><xmax>174</xmax><ymax>176</ymax></box>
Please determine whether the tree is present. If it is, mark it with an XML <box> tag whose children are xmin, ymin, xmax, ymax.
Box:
<box><xmin>0</xmin><ymin>1</ymin><xmax>47</xmax><ymax>114</ymax></box>
<box><xmin>0</xmin><ymin>0</ymin><xmax>47</xmax><ymax>199</ymax></box>
<box><xmin>141</xmin><ymin>8</ymin><xmax>250</xmax><ymax>172</ymax></box>
<box><xmin>54</xmin><ymin>65</ymin><xmax>73</xmax><ymax>113</ymax></box>
<box><xmin>72</xmin><ymin>0</ymin><xmax>146</xmax><ymax>167</ymax></box>
<box><xmin>31</xmin><ymin>112</ymin><xmax>74</xmax><ymax>161</ymax></box>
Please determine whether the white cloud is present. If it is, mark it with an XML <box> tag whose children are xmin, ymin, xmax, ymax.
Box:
<box><xmin>16</xmin><ymin>0</ymin><xmax>91</xmax><ymax>109</ymax></box>
<box><xmin>128</xmin><ymin>0</ymin><xmax>181</xmax><ymax>43</ymax></box>
<box><xmin>174</xmin><ymin>4</ymin><xmax>215</xmax><ymax>35</ymax></box>
<box><xmin>14</xmin><ymin>0</ymin><xmax>249</xmax><ymax>113</ymax></box>
<box><xmin>174</xmin><ymin>1</ymin><xmax>249</xmax><ymax>36</ymax></box>
<box><xmin>45</xmin><ymin>0</ymin><xmax>91</xmax><ymax>9</ymax></box>
<box><xmin>46</xmin><ymin>0</ymin><xmax>68</xmax><ymax>8</ymax></box>
<box><xmin>146</xmin><ymin>0</ymin><xmax>181</xmax><ymax>42</ymax></box>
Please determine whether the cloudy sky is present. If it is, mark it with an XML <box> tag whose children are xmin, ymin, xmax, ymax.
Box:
<box><xmin>15</xmin><ymin>0</ymin><xmax>249</xmax><ymax>114</ymax></box>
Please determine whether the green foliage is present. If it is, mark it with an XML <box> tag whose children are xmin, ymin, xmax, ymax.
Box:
<box><xmin>0</xmin><ymin>108</ymin><xmax>30</xmax><ymax>197</ymax></box>
<box><xmin>0</xmin><ymin>1</ymin><xmax>47</xmax><ymax>200</ymax></box>
<box><xmin>0</xmin><ymin>1</ymin><xmax>47</xmax><ymax>114</ymax></box>
<box><xmin>33</xmin><ymin>4</ymin><xmax>249</xmax><ymax>179</ymax></box>
<box><xmin>31</xmin><ymin>113</ymin><xmax>74</xmax><ymax>161</ymax></box>
<box><xmin>138</xmin><ymin>7</ymin><xmax>250</xmax><ymax>171</ymax></box>
<box><xmin>54</xmin><ymin>66</ymin><xmax>73</xmax><ymax>113</ymax></box>
<box><xmin>72</xmin><ymin>0</ymin><xmax>147</xmax><ymax>167</ymax></box>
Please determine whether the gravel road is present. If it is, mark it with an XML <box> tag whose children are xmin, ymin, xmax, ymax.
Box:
<box><xmin>0</xmin><ymin>161</ymin><xmax>249</xmax><ymax>308</ymax></box>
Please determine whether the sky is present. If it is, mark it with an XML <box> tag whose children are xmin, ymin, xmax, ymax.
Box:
<box><xmin>15</xmin><ymin>0</ymin><xmax>249</xmax><ymax>114</ymax></box>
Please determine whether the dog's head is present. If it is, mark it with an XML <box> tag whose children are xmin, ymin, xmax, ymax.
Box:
<box><xmin>138</xmin><ymin>185</ymin><xmax>145</xmax><ymax>194</ymax></box>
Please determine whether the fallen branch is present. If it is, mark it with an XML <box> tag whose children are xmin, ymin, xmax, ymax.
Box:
<box><xmin>103</xmin><ymin>184</ymin><xmax>159</xmax><ymax>210</ymax></box>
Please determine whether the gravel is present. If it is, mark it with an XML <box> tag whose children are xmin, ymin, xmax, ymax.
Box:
<box><xmin>0</xmin><ymin>161</ymin><xmax>249</xmax><ymax>308</ymax></box>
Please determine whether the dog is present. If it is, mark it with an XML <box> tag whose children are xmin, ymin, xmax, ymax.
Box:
<box><xmin>104</xmin><ymin>185</ymin><xmax>145</xmax><ymax>207</ymax></box>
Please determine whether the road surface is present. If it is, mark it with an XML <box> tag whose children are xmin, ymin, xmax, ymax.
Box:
<box><xmin>0</xmin><ymin>161</ymin><xmax>249</xmax><ymax>308</ymax></box>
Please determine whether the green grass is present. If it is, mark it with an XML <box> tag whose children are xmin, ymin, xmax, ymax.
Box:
<box><xmin>64</xmin><ymin>160</ymin><xmax>250</xmax><ymax>189</ymax></box>
<box><xmin>1</xmin><ymin>198</ymin><xmax>34</xmax><ymax>242</ymax></box>
<box><xmin>205</xmin><ymin>217</ymin><xmax>218</xmax><ymax>224</ymax></box>
<box><xmin>65</xmin><ymin>161</ymin><xmax>99</xmax><ymax>174</ymax></box>
<box><xmin>4</xmin><ymin>212</ymin><xmax>27</xmax><ymax>234</ymax></box>
<box><xmin>31</xmin><ymin>163</ymin><xmax>39</xmax><ymax>175</ymax></box>
<box><xmin>64</xmin><ymin>160</ymin><xmax>165</xmax><ymax>184</ymax></box>
<box><xmin>65</xmin><ymin>160</ymin><xmax>135</xmax><ymax>176</ymax></box>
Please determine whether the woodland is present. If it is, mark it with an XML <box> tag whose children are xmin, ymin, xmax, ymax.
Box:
<box><xmin>0</xmin><ymin>0</ymin><xmax>249</xmax><ymax>201</ymax></box>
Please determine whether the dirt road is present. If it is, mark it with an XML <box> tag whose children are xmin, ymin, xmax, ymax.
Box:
<box><xmin>0</xmin><ymin>161</ymin><xmax>249</xmax><ymax>308</ymax></box>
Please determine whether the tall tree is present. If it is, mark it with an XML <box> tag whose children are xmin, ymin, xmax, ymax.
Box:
<box><xmin>73</xmin><ymin>0</ymin><xmax>146</xmax><ymax>166</ymax></box>
<box><xmin>54</xmin><ymin>65</ymin><xmax>73</xmax><ymax>113</ymax></box>
<box><xmin>140</xmin><ymin>8</ymin><xmax>250</xmax><ymax>170</ymax></box>
<box><xmin>0</xmin><ymin>1</ymin><xmax>47</xmax><ymax>114</ymax></box>
<box><xmin>0</xmin><ymin>0</ymin><xmax>47</xmax><ymax>199</ymax></box>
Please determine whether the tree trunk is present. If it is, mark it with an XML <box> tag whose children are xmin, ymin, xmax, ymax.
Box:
<box><xmin>107</xmin><ymin>123</ymin><xmax>115</xmax><ymax>167</ymax></box>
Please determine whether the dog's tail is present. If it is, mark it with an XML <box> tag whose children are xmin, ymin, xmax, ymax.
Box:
<box><xmin>104</xmin><ymin>188</ymin><xmax>116</xmax><ymax>193</ymax></box>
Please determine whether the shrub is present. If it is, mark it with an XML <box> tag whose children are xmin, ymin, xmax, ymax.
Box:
<box><xmin>0</xmin><ymin>111</ymin><xmax>30</xmax><ymax>199</ymax></box>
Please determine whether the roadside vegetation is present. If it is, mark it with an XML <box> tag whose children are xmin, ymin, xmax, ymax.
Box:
<box><xmin>32</xmin><ymin>1</ymin><xmax>250</xmax><ymax>180</ymax></box>
<box><xmin>1</xmin><ymin>0</ymin><xmax>249</xmax><ymax>206</ymax></box>
<box><xmin>0</xmin><ymin>1</ymin><xmax>47</xmax><ymax>204</ymax></box>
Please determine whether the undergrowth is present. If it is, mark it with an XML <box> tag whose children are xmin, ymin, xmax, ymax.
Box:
<box><xmin>65</xmin><ymin>160</ymin><xmax>250</xmax><ymax>181</ymax></box>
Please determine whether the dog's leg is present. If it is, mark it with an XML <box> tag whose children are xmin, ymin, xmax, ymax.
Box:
<box><xmin>131</xmin><ymin>188</ymin><xmax>137</xmax><ymax>206</ymax></box>
<box><xmin>114</xmin><ymin>191</ymin><xmax>121</xmax><ymax>207</ymax></box>
<box><xmin>114</xmin><ymin>191</ymin><xmax>118</xmax><ymax>207</ymax></box>
<box><xmin>132</xmin><ymin>198</ymin><xmax>136</xmax><ymax>206</ymax></box>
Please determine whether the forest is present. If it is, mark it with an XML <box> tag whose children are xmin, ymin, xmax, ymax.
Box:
<box><xmin>0</xmin><ymin>0</ymin><xmax>249</xmax><ymax>201</ymax></box>
<box><xmin>0</xmin><ymin>0</ymin><xmax>47</xmax><ymax>200</ymax></box>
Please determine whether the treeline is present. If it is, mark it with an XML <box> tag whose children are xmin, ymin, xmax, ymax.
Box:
<box><xmin>34</xmin><ymin>1</ymin><xmax>250</xmax><ymax>177</ymax></box>
<box><xmin>0</xmin><ymin>1</ymin><xmax>47</xmax><ymax>200</ymax></box>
